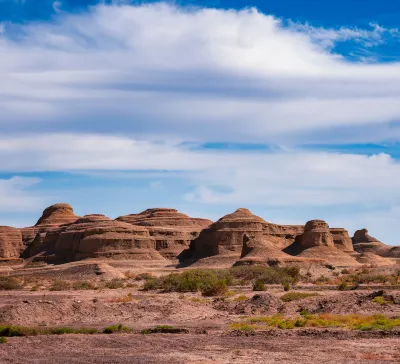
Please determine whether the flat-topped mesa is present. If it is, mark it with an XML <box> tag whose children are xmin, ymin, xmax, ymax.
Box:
<box><xmin>330</xmin><ymin>228</ymin><xmax>354</xmax><ymax>252</ymax></box>
<box><xmin>116</xmin><ymin>208</ymin><xmax>212</xmax><ymax>260</ymax></box>
<box><xmin>53</xmin><ymin>214</ymin><xmax>163</xmax><ymax>262</ymax></box>
<box><xmin>0</xmin><ymin>226</ymin><xmax>24</xmax><ymax>260</ymax></box>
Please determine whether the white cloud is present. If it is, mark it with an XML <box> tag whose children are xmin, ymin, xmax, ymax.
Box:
<box><xmin>1</xmin><ymin>133</ymin><xmax>400</xmax><ymax>209</ymax></box>
<box><xmin>0</xmin><ymin>177</ymin><xmax>45</xmax><ymax>212</ymax></box>
<box><xmin>0</xmin><ymin>3</ymin><xmax>400</xmax><ymax>143</ymax></box>
<box><xmin>288</xmin><ymin>22</ymin><xmax>400</xmax><ymax>49</ymax></box>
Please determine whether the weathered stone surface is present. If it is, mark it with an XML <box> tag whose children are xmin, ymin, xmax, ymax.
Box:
<box><xmin>330</xmin><ymin>228</ymin><xmax>354</xmax><ymax>252</ymax></box>
<box><xmin>117</xmin><ymin>208</ymin><xmax>212</xmax><ymax>260</ymax></box>
<box><xmin>299</xmin><ymin>220</ymin><xmax>334</xmax><ymax>251</ymax></box>
<box><xmin>0</xmin><ymin>226</ymin><xmax>23</xmax><ymax>259</ymax></box>
<box><xmin>54</xmin><ymin>214</ymin><xmax>164</xmax><ymax>262</ymax></box>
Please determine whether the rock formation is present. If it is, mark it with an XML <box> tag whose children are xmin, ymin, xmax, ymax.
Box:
<box><xmin>300</xmin><ymin>220</ymin><xmax>334</xmax><ymax>250</ymax></box>
<box><xmin>53</xmin><ymin>214</ymin><xmax>164</xmax><ymax>262</ymax></box>
<box><xmin>330</xmin><ymin>228</ymin><xmax>354</xmax><ymax>252</ymax></box>
<box><xmin>117</xmin><ymin>208</ymin><xmax>212</xmax><ymax>260</ymax></box>
<box><xmin>237</xmin><ymin>234</ymin><xmax>305</xmax><ymax>266</ymax></box>
<box><xmin>0</xmin><ymin>226</ymin><xmax>24</xmax><ymax>259</ymax></box>
<box><xmin>21</xmin><ymin>203</ymin><xmax>81</xmax><ymax>249</ymax></box>
<box><xmin>352</xmin><ymin>229</ymin><xmax>396</xmax><ymax>257</ymax></box>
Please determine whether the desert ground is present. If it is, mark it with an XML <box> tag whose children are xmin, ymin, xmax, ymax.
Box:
<box><xmin>0</xmin><ymin>259</ymin><xmax>399</xmax><ymax>363</ymax></box>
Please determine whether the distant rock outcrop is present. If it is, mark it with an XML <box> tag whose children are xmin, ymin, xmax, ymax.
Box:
<box><xmin>352</xmin><ymin>229</ymin><xmax>391</xmax><ymax>255</ymax></box>
<box><xmin>298</xmin><ymin>246</ymin><xmax>361</xmax><ymax>266</ymax></box>
<box><xmin>117</xmin><ymin>208</ymin><xmax>212</xmax><ymax>260</ymax></box>
<box><xmin>0</xmin><ymin>226</ymin><xmax>23</xmax><ymax>259</ymax></box>
<box><xmin>300</xmin><ymin>220</ymin><xmax>334</xmax><ymax>250</ymax></box>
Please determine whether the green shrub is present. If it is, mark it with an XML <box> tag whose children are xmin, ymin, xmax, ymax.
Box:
<box><xmin>0</xmin><ymin>325</ymin><xmax>37</xmax><ymax>337</ymax></box>
<box><xmin>103</xmin><ymin>324</ymin><xmax>132</xmax><ymax>334</ymax></box>
<box><xmin>143</xmin><ymin>269</ymin><xmax>233</xmax><ymax>296</ymax></box>
<box><xmin>104</xmin><ymin>279</ymin><xmax>125</xmax><ymax>289</ymax></box>
<box><xmin>371</xmin><ymin>296</ymin><xmax>393</xmax><ymax>305</ymax></box>
<box><xmin>49</xmin><ymin>280</ymin><xmax>71</xmax><ymax>291</ymax></box>
<box><xmin>0</xmin><ymin>276</ymin><xmax>23</xmax><ymax>290</ymax></box>
<box><xmin>46</xmin><ymin>327</ymin><xmax>97</xmax><ymax>335</ymax></box>
<box><xmin>135</xmin><ymin>273</ymin><xmax>154</xmax><ymax>281</ymax></box>
<box><xmin>0</xmin><ymin>337</ymin><xmax>7</xmax><ymax>344</ymax></box>
<box><xmin>141</xmin><ymin>325</ymin><xmax>189</xmax><ymax>334</ymax></box>
<box><xmin>280</xmin><ymin>292</ymin><xmax>319</xmax><ymax>302</ymax></box>
<box><xmin>252</xmin><ymin>279</ymin><xmax>266</xmax><ymax>291</ymax></box>
<box><xmin>282</xmin><ymin>281</ymin><xmax>291</xmax><ymax>291</ymax></box>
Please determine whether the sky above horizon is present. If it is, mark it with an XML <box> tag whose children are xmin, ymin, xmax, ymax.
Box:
<box><xmin>1</xmin><ymin>0</ymin><xmax>400</xmax><ymax>244</ymax></box>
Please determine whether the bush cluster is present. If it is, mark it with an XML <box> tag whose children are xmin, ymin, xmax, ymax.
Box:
<box><xmin>232</xmin><ymin>314</ymin><xmax>400</xmax><ymax>331</ymax></box>
<box><xmin>0</xmin><ymin>276</ymin><xmax>23</xmax><ymax>290</ymax></box>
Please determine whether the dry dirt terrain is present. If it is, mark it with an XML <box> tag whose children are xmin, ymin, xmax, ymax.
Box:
<box><xmin>0</xmin><ymin>261</ymin><xmax>399</xmax><ymax>363</ymax></box>
<box><xmin>1</xmin><ymin>333</ymin><xmax>400</xmax><ymax>364</ymax></box>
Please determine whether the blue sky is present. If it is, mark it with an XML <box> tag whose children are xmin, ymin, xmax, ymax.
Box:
<box><xmin>1</xmin><ymin>0</ymin><xmax>400</xmax><ymax>244</ymax></box>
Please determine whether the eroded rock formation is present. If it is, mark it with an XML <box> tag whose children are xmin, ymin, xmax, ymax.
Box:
<box><xmin>117</xmin><ymin>208</ymin><xmax>212</xmax><ymax>260</ymax></box>
<box><xmin>0</xmin><ymin>226</ymin><xmax>23</xmax><ymax>259</ymax></box>
<box><xmin>54</xmin><ymin>214</ymin><xmax>163</xmax><ymax>262</ymax></box>
<box><xmin>330</xmin><ymin>228</ymin><xmax>354</xmax><ymax>252</ymax></box>
<box><xmin>352</xmin><ymin>229</ymin><xmax>394</xmax><ymax>257</ymax></box>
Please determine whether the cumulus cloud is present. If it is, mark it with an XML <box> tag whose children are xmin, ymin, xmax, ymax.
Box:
<box><xmin>0</xmin><ymin>3</ymin><xmax>400</xmax><ymax>143</ymax></box>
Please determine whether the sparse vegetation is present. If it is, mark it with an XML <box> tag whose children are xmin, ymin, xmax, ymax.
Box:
<box><xmin>0</xmin><ymin>337</ymin><xmax>7</xmax><ymax>344</ymax></box>
<box><xmin>280</xmin><ymin>292</ymin><xmax>320</xmax><ymax>302</ymax></box>
<box><xmin>232</xmin><ymin>314</ymin><xmax>400</xmax><ymax>331</ymax></box>
<box><xmin>73</xmin><ymin>281</ymin><xmax>97</xmax><ymax>290</ymax></box>
<box><xmin>252</xmin><ymin>279</ymin><xmax>266</xmax><ymax>291</ymax></box>
<box><xmin>141</xmin><ymin>325</ymin><xmax>188</xmax><ymax>334</ymax></box>
<box><xmin>0</xmin><ymin>276</ymin><xmax>23</xmax><ymax>290</ymax></box>
<box><xmin>49</xmin><ymin>280</ymin><xmax>71</xmax><ymax>291</ymax></box>
<box><xmin>233</xmin><ymin>294</ymin><xmax>249</xmax><ymax>301</ymax></box>
<box><xmin>282</xmin><ymin>281</ymin><xmax>291</xmax><ymax>291</ymax></box>
<box><xmin>371</xmin><ymin>295</ymin><xmax>393</xmax><ymax>305</ymax></box>
<box><xmin>143</xmin><ymin>269</ymin><xmax>233</xmax><ymax>296</ymax></box>
<box><xmin>45</xmin><ymin>327</ymin><xmax>97</xmax><ymax>335</ymax></box>
<box><xmin>104</xmin><ymin>279</ymin><xmax>125</xmax><ymax>289</ymax></box>
<box><xmin>103</xmin><ymin>324</ymin><xmax>132</xmax><ymax>334</ymax></box>
<box><xmin>230</xmin><ymin>266</ymin><xmax>301</xmax><ymax>285</ymax></box>
<box><xmin>229</xmin><ymin>323</ymin><xmax>256</xmax><ymax>333</ymax></box>
<box><xmin>0</xmin><ymin>325</ymin><xmax>37</xmax><ymax>337</ymax></box>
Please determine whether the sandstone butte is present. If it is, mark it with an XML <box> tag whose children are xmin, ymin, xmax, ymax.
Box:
<box><xmin>0</xmin><ymin>204</ymin><xmax>398</xmax><ymax>268</ymax></box>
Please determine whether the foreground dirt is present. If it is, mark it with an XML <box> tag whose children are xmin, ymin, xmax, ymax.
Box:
<box><xmin>1</xmin><ymin>334</ymin><xmax>399</xmax><ymax>364</ymax></box>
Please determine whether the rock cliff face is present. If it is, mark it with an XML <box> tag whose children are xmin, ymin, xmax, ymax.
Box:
<box><xmin>0</xmin><ymin>226</ymin><xmax>23</xmax><ymax>259</ymax></box>
<box><xmin>330</xmin><ymin>228</ymin><xmax>354</xmax><ymax>252</ymax></box>
<box><xmin>117</xmin><ymin>208</ymin><xmax>212</xmax><ymax>260</ymax></box>
<box><xmin>300</xmin><ymin>220</ymin><xmax>334</xmax><ymax>250</ymax></box>
<box><xmin>53</xmin><ymin>215</ymin><xmax>163</xmax><ymax>262</ymax></box>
